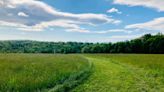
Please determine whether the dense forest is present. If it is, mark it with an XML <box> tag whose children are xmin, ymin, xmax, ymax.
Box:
<box><xmin>0</xmin><ymin>33</ymin><xmax>163</xmax><ymax>54</ymax></box>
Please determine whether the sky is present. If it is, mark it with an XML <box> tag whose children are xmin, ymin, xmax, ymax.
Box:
<box><xmin>0</xmin><ymin>0</ymin><xmax>164</xmax><ymax>42</ymax></box>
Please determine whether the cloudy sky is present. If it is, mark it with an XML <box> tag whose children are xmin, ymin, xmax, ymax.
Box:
<box><xmin>0</xmin><ymin>0</ymin><xmax>163</xmax><ymax>42</ymax></box>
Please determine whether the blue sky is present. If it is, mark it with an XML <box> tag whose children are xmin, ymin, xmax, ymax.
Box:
<box><xmin>0</xmin><ymin>0</ymin><xmax>163</xmax><ymax>42</ymax></box>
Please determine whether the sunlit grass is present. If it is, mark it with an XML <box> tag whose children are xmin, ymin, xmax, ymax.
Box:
<box><xmin>98</xmin><ymin>54</ymin><xmax>164</xmax><ymax>69</ymax></box>
<box><xmin>73</xmin><ymin>54</ymin><xmax>164</xmax><ymax>92</ymax></box>
<box><xmin>0</xmin><ymin>54</ymin><xmax>90</xmax><ymax>92</ymax></box>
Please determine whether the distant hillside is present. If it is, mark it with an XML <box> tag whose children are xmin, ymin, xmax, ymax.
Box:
<box><xmin>0</xmin><ymin>33</ymin><xmax>163</xmax><ymax>53</ymax></box>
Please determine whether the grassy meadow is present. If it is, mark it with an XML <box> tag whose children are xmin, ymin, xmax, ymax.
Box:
<box><xmin>0</xmin><ymin>54</ymin><xmax>164</xmax><ymax>92</ymax></box>
<box><xmin>0</xmin><ymin>54</ymin><xmax>91</xmax><ymax>92</ymax></box>
<box><xmin>73</xmin><ymin>54</ymin><xmax>164</xmax><ymax>92</ymax></box>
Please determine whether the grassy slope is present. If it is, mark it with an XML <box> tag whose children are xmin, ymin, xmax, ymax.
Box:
<box><xmin>0</xmin><ymin>54</ymin><xmax>91</xmax><ymax>92</ymax></box>
<box><xmin>72</xmin><ymin>54</ymin><xmax>164</xmax><ymax>92</ymax></box>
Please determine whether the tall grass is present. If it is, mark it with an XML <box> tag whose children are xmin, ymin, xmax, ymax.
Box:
<box><xmin>0</xmin><ymin>54</ymin><xmax>91</xmax><ymax>92</ymax></box>
<box><xmin>95</xmin><ymin>54</ymin><xmax>164</xmax><ymax>69</ymax></box>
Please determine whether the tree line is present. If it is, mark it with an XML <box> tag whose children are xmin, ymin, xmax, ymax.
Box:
<box><xmin>0</xmin><ymin>33</ymin><xmax>163</xmax><ymax>54</ymax></box>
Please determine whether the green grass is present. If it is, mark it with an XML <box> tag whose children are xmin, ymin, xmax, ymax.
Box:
<box><xmin>1</xmin><ymin>54</ymin><xmax>164</xmax><ymax>92</ymax></box>
<box><xmin>0</xmin><ymin>54</ymin><xmax>91</xmax><ymax>92</ymax></box>
<box><xmin>72</xmin><ymin>54</ymin><xmax>164</xmax><ymax>92</ymax></box>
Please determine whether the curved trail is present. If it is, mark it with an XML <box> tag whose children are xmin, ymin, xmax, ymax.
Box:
<box><xmin>72</xmin><ymin>56</ymin><xmax>163</xmax><ymax>92</ymax></box>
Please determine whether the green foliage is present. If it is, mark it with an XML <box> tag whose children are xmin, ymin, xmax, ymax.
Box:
<box><xmin>0</xmin><ymin>54</ymin><xmax>91</xmax><ymax>92</ymax></box>
<box><xmin>0</xmin><ymin>33</ymin><xmax>163</xmax><ymax>53</ymax></box>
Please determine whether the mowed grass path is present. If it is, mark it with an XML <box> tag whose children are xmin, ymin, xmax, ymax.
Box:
<box><xmin>72</xmin><ymin>54</ymin><xmax>164</xmax><ymax>92</ymax></box>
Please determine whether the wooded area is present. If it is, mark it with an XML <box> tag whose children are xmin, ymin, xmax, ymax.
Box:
<box><xmin>0</xmin><ymin>33</ymin><xmax>163</xmax><ymax>53</ymax></box>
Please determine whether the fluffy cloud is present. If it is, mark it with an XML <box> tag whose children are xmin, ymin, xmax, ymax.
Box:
<box><xmin>106</xmin><ymin>34</ymin><xmax>142</xmax><ymax>42</ymax></box>
<box><xmin>0</xmin><ymin>0</ymin><xmax>121</xmax><ymax>32</ymax></box>
<box><xmin>86</xmin><ymin>34</ymin><xmax>144</xmax><ymax>42</ymax></box>
<box><xmin>93</xmin><ymin>29</ymin><xmax>132</xmax><ymax>34</ymax></box>
<box><xmin>18</xmin><ymin>12</ymin><xmax>29</xmax><ymax>17</ymax></box>
<box><xmin>113</xmin><ymin>0</ymin><xmax>164</xmax><ymax>12</ymax></box>
<box><xmin>107</xmin><ymin>8</ymin><xmax>122</xmax><ymax>14</ymax></box>
<box><xmin>65</xmin><ymin>29</ymin><xmax>132</xmax><ymax>34</ymax></box>
<box><xmin>126</xmin><ymin>17</ymin><xmax>164</xmax><ymax>33</ymax></box>
<box><xmin>66</xmin><ymin>29</ymin><xmax>90</xmax><ymax>33</ymax></box>
<box><xmin>109</xmin><ymin>34</ymin><xmax>141</xmax><ymax>39</ymax></box>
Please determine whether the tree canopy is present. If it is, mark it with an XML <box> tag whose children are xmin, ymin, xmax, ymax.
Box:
<box><xmin>0</xmin><ymin>33</ymin><xmax>163</xmax><ymax>54</ymax></box>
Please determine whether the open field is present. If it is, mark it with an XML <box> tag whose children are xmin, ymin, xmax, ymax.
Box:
<box><xmin>0</xmin><ymin>0</ymin><xmax>163</xmax><ymax>91</ymax></box>
<box><xmin>0</xmin><ymin>54</ymin><xmax>91</xmax><ymax>92</ymax></box>
<box><xmin>72</xmin><ymin>54</ymin><xmax>164</xmax><ymax>92</ymax></box>
<box><xmin>0</xmin><ymin>54</ymin><xmax>164</xmax><ymax>92</ymax></box>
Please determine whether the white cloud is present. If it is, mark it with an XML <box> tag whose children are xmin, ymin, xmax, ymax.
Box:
<box><xmin>84</xmin><ymin>34</ymin><xmax>144</xmax><ymax>42</ymax></box>
<box><xmin>34</xmin><ymin>20</ymin><xmax>80</xmax><ymax>30</ymax></box>
<box><xmin>112</xmin><ymin>20</ymin><xmax>122</xmax><ymax>24</ymax></box>
<box><xmin>0</xmin><ymin>19</ymin><xmax>93</xmax><ymax>32</ymax></box>
<box><xmin>0</xmin><ymin>21</ymin><xmax>26</xmax><ymax>28</ymax></box>
<box><xmin>93</xmin><ymin>29</ymin><xmax>132</xmax><ymax>34</ymax></box>
<box><xmin>107</xmin><ymin>8</ymin><xmax>122</xmax><ymax>14</ymax></box>
<box><xmin>109</xmin><ymin>34</ymin><xmax>140</xmax><ymax>39</ymax></box>
<box><xmin>0</xmin><ymin>1</ymin><xmax>4</xmax><ymax>6</ymax></box>
<box><xmin>66</xmin><ymin>29</ymin><xmax>90</xmax><ymax>33</ymax></box>
<box><xmin>125</xmin><ymin>17</ymin><xmax>164</xmax><ymax>33</ymax></box>
<box><xmin>94</xmin><ymin>33</ymin><xmax>146</xmax><ymax>42</ymax></box>
<box><xmin>64</xmin><ymin>29</ymin><xmax>132</xmax><ymax>34</ymax></box>
<box><xmin>0</xmin><ymin>0</ymin><xmax>121</xmax><ymax>32</ymax></box>
<box><xmin>18</xmin><ymin>12</ymin><xmax>29</xmax><ymax>17</ymax></box>
<box><xmin>113</xmin><ymin>0</ymin><xmax>164</xmax><ymax>12</ymax></box>
<box><xmin>7</xmin><ymin>4</ymin><xmax>15</xmax><ymax>8</ymax></box>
